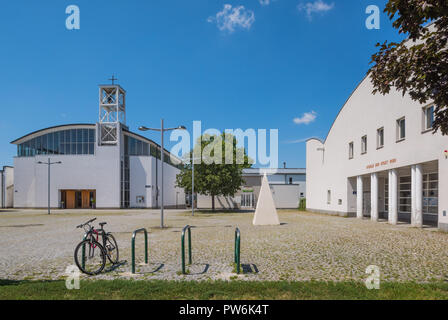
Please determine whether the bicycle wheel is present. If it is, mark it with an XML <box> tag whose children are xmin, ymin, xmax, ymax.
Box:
<box><xmin>74</xmin><ymin>239</ymin><xmax>106</xmax><ymax>275</ymax></box>
<box><xmin>105</xmin><ymin>233</ymin><xmax>119</xmax><ymax>264</ymax></box>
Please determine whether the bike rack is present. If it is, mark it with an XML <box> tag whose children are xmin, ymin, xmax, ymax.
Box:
<box><xmin>180</xmin><ymin>225</ymin><xmax>241</xmax><ymax>275</ymax></box>
<box><xmin>181</xmin><ymin>225</ymin><xmax>192</xmax><ymax>274</ymax></box>
<box><xmin>131</xmin><ymin>228</ymin><xmax>149</xmax><ymax>274</ymax></box>
<box><xmin>234</xmin><ymin>227</ymin><xmax>241</xmax><ymax>274</ymax></box>
<box><xmin>81</xmin><ymin>233</ymin><xmax>87</xmax><ymax>270</ymax></box>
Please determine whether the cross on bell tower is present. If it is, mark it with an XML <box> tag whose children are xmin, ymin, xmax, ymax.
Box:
<box><xmin>109</xmin><ymin>74</ymin><xmax>118</xmax><ymax>85</ymax></box>
<box><xmin>98</xmin><ymin>76</ymin><xmax>126</xmax><ymax>145</ymax></box>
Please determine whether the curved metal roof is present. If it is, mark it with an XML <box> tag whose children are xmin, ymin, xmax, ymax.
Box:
<box><xmin>10</xmin><ymin>123</ymin><xmax>182</xmax><ymax>163</ymax></box>
<box><xmin>10</xmin><ymin>124</ymin><xmax>95</xmax><ymax>145</ymax></box>
<box><xmin>306</xmin><ymin>73</ymin><xmax>369</xmax><ymax>146</ymax></box>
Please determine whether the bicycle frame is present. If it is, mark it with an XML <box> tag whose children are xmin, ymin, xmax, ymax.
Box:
<box><xmin>78</xmin><ymin>219</ymin><xmax>117</xmax><ymax>271</ymax></box>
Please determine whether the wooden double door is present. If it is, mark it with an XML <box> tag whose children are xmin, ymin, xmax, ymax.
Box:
<box><xmin>61</xmin><ymin>190</ymin><xmax>96</xmax><ymax>209</ymax></box>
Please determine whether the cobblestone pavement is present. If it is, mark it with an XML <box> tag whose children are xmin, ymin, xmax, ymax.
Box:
<box><xmin>1</xmin><ymin>208</ymin><xmax>447</xmax><ymax>283</ymax></box>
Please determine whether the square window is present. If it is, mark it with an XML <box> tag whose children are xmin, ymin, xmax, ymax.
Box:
<box><xmin>361</xmin><ymin>136</ymin><xmax>367</xmax><ymax>154</ymax></box>
<box><xmin>377</xmin><ymin>127</ymin><xmax>384</xmax><ymax>148</ymax></box>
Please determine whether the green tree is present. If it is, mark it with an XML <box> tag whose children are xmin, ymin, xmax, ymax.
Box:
<box><xmin>369</xmin><ymin>0</ymin><xmax>448</xmax><ymax>134</ymax></box>
<box><xmin>176</xmin><ymin>133</ymin><xmax>252</xmax><ymax>211</ymax></box>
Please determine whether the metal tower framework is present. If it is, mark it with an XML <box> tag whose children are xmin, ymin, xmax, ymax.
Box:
<box><xmin>98</xmin><ymin>85</ymin><xmax>126</xmax><ymax>145</ymax></box>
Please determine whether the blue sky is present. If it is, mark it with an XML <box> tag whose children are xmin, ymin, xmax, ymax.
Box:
<box><xmin>0</xmin><ymin>0</ymin><xmax>404</xmax><ymax>168</ymax></box>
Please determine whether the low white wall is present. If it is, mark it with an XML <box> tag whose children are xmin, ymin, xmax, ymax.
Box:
<box><xmin>129</xmin><ymin>156</ymin><xmax>185</xmax><ymax>208</ymax></box>
<box><xmin>13</xmin><ymin>143</ymin><xmax>121</xmax><ymax>208</ymax></box>
<box><xmin>271</xmin><ymin>184</ymin><xmax>303</xmax><ymax>209</ymax></box>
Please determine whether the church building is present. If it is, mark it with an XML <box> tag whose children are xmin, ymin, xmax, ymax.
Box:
<box><xmin>306</xmin><ymin>75</ymin><xmax>448</xmax><ymax>231</ymax></box>
<box><xmin>10</xmin><ymin>83</ymin><xmax>185</xmax><ymax>209</ymax></box>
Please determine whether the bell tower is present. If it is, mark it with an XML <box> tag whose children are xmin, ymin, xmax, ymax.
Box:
<box><xmin>98</xmin><ymin>76</ymin><xmax>126</xmax><ymax>145</ymax></box>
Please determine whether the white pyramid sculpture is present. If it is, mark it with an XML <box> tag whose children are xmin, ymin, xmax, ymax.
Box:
<box><xmin>253</xmin><ymin>173</ymin><xmax>280</xmax><ymax>226</ymax></box>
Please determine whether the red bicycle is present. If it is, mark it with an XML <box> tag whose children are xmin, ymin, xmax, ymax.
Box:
<box><xmin>74</xmin><ymin>218</ymin><xmax>119</xmax><ymax>275</ymax></box>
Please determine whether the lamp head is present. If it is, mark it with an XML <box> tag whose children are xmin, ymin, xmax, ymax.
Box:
<box><xmin>139</xmin><ymin>126</ymin><xmax>149</xmax><ymax>132</ymax></box>
<box><xmin>178</xmin><ymin>125</ymin><xmax>187</xmax><ymax>130</ymax></box>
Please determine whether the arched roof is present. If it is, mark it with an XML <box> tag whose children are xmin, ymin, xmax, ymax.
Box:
<box><xmin>306</xmin><ymin>74</ymin><xmax>369</xmax><ymax>145</ymax></box>
<box><xmin>10</xmin><ymin>123</ymin><xmax>182</xmax><ymax>163</ymax></box>
<box><xmin>10</xmin><ymin>124</ymin><xmax>95</xmax><ymax>145</ymax></box>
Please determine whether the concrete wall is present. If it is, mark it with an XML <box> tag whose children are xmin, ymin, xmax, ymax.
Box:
<box><xmin>0</xmin><ymin>167</ymin><xmax>13</xmax><ymax>208</ymax></box>
<box><xmin>270</xmin><ymin>184</ymin><xmax>303</xmax><ymax>208</ymax></box>
<box><xmin>4</xmin><ymin>167</ymin><xmax>14</xmax><ymax>208</ymax></box>
<box><xmin>306</xmin><ymin>75</ymin><xmax>448</xmax><ymax>226</ymax></box>
<box><xmin>12</xmin><ymin>121</ymin><xmax>185</xmax><ymax>209</ymax></box>
<box><xmin>267</xmin><ymin>174</ymin><xmax>306</xmax><ymax>185</ymax></box>
<box><xmin>197</xmin><ymin>194</ymin><xmax>239</xmax><ymax>210</ymax></box>
<box><xmin>130</xmin><ymin>156</ymin><xmax>152</xmax><ymax>208</ymax></box>
<box><xmin>13</xmin><ymin>143</ymin><xmax>121</xmax><ymax>208</ymax></box>
<box><xmin>197</xmin><ymin>173</ymin><xmax>306</xmax><ymax>210</ymax></box>
<box><xmin>130</xmin><ymin>155</ymin><xmax>185</xmax><ymax>208</ymax></box>
<box><xmin>0</xmin><ymin>170</ymin><xmax>3</xmax><ymax>207</ymax></box>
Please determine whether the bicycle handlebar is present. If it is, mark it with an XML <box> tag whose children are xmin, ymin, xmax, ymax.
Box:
<box><xmin>76</xmin><ymin>217</ymin><xmax>97</xmax><ymax>229</ymax></box>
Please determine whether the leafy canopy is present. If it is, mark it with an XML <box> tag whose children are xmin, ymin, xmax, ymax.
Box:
<box><xmin>176</xmin><ymin>133</ymin><xmax>252</xmax><ymax>205</ymax></box>
<box><xmin>369</xmin><ymin>0</ymin><xmax>448</xmax><ymax>134</ymax></box>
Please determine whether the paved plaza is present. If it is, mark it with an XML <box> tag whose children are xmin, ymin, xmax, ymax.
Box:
<box><xmin>0</xmin><ymin>209</ymin><xmax>447</xmax><ymax>282</ymax></box>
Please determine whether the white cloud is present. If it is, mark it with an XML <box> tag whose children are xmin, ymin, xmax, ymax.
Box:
<box><xmin>297</xmin><ymin>0</ymin><xmax>334</xmax><ymax>20</ymax></box>
<box><xmin>259</xmin><ymin>0</ymin><xmax>271</xmax><ymax>6</ymax></box>
<box><xmin>207</xmin><ymin>4</ymin><xmax>255</xmax><ymax>33</ymax></box>
<box><xmin>293</xmin><ymin>111</ymin><xmax>317</xmax><ymax>125</ymax></box>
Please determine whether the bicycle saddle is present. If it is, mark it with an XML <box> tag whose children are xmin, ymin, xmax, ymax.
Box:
<box><xmin>99</xmin><ymin>222</ymin><xmax>107</xmax><ymax>227</ymax></box>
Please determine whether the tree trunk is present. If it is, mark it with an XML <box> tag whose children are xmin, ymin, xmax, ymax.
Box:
<box><xmin>212</xmin><ymin>194</ymin><xmax>215</xmax><ymax>211</ymax></box>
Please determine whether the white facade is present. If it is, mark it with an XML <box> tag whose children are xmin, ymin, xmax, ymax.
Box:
<box><xmin>306</xmin><ymin>75</ymin><xmax>448</xmax><ymax>230</ymax></box>
<box><xmin>130</xmin><ymin>155</ymin><xmax>185</xmax><ymax>209</ymax></box>
<box><xmin>11</xmin><ymin>84</ymin><xmax>185</xmax><ymax>209</ymax></box>
<box><xmin>197</xmin><ymin>168</ymin><xmax>306</xmax><ymax>209</ymax></box>
<box><xmin>0</xmin><ymin>166</ymin><xmax>14</xmax><ymax>208</ymax></box>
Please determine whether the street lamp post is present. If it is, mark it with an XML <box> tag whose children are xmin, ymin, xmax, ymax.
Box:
<box><xmin>191</xmin><ymin>156</ymin><xmax>201</xmax><ymax>217</ymax></box>
<box><xmin>37</xmin><ymin>158</ymin><xmax>62</xmax><ymax>215</ymax></box>
<box><xmin>139</xmin><ymin>119</ymin><xmax>186</xmax><ymax>228</ymax></box>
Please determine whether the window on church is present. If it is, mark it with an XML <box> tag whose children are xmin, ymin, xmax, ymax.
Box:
<box><xmin>17</xmin><ymin>128</ymin><xmax>95</xmax><ymax>157</ymax></box>
<box><xmin>361</xmin><ymin>135</ymin><xmax>367</xmax><ymax>154</ymax></box>
<box><xmin>125</xmin><ymin>135</ymin><xmax>150</xmax><ymax>156</ymax></box>
<box><xmin>423</xmin><ymin>105</ymin><xmax>434</xmax><ymax>132</ymax></box>
<box><xmin>377</xmin><ymin>127</ymin><xmax>384</xmax><ymax>149</ymax></box>
<box><xmin>396</xmin><ymin>117</ymin><xmax>406</xmax><ymax>141</ymax></box>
